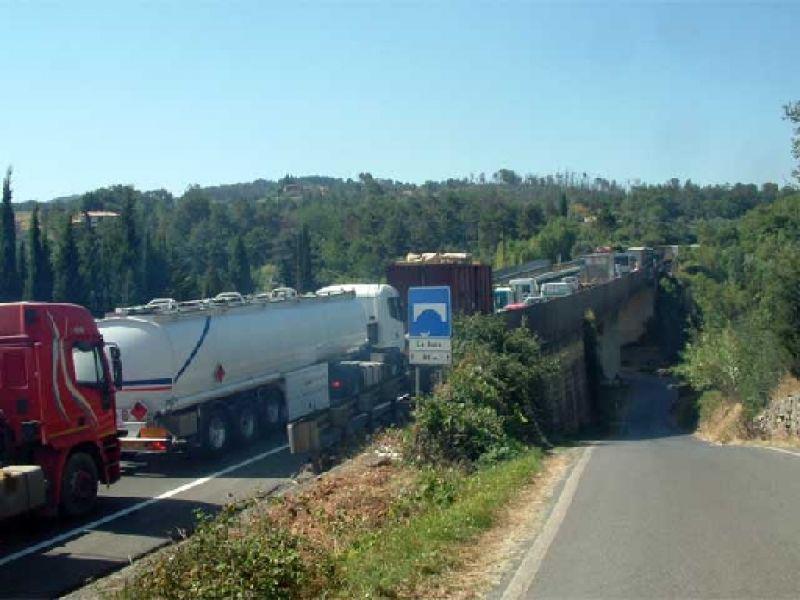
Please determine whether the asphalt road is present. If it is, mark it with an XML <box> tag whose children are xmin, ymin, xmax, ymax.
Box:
<box><xmin>0</xmin><ymin>434</ymin><xmax>307</xmax><ymax>599</ymax></box>
<box><xmin>523</xmin><ymin>373</ymin><xmax>800</xmax><ymax>599</ymax></box>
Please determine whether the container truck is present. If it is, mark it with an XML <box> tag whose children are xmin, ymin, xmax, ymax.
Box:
<box><xmin>386</xmin><ymin>253</ymin><xmax>493</xmax><ymax>318</ymax></box>
<box><xmin>582</xmin><ymin>253</ymin><xmax>615</xmax><ymax>285</ymax></box>
<box><xmin>0</xmin><ymin>302</ymin><xmax>122</xmax><ymax>519</ymax></box>
<box><xmin>98</xmin><ymin>287</ymin><xmax>406</xmax><ymax>455</ymax></box>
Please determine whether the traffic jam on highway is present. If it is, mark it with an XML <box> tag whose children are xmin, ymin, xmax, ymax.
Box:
<box><xmin>0</xmin><ymin>247</ymin><xmax>666</xmax><ymax>523</ymax></box>
<box><xmin>0</xmin><ymin>248</ymin><xmax>664</xmax><ymax>597</ymax></box>
<box><xmin>493</xmin><ymin>245</ymin><xmax>661</xmax><ymax>312</ymax></box>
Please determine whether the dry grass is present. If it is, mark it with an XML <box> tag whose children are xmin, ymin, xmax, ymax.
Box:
<box><xmin>697</xmin><ymin>400</ymin><xmax>746</xmax><ymax>444</ymax></box>
<box><xmin>406</xmin><ymin>448</ymin><xmax>578</xmax><ymax>599</ymax></box>
<box><xmin>265</xmin><ymin>433</ymin><xmax>418</xmax><ymax>554</ymax></box>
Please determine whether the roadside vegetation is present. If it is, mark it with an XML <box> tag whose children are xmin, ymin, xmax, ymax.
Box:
<box><xmin>667</xmin><ymin>193</ymin><xmax>800</xmax><ymax>426</ymax></box>
<box><xmin>115</xmin><ymin>316</ymin><xmax>556</xmax><ymax>599</ymax></box>
<box><xmin>655</xmin><ymin>103</ymin><xmax>800</xmax><ymax>436</ymax></box>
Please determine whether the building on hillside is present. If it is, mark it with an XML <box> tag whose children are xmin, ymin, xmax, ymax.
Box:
<box><xmin>71</xmin><ymin>210</ymin><xmax>120</xmax><ymax>228</ymax></box>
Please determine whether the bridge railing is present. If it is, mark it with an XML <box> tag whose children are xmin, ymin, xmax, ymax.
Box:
<box><xmin>503</xmin><ymin>270</ymin><xmax>649</xmax><ymax>344</ymax></box>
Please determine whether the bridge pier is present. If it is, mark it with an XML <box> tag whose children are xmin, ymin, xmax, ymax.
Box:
<box><xmin>598</xmin><ymin>314</ymin><xmax>621</xmax><ymax>382</ymax></box>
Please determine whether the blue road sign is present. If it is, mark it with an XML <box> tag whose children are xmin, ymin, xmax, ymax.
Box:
<box><xmin>408</xmin><ymin>286</ymin><xmax>452</xmax><ymax>338</ymax></box>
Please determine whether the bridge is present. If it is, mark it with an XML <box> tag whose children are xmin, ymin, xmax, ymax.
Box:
<box><xmin>503</xmin><ymin>268</ymin><xmax>655</xmax><ymax>434</ymax></box>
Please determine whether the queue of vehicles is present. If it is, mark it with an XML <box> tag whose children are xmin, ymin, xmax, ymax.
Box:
<box><xmin>0</xmin><ymin>247</ymin><xmax>658</xmax><ymax>521</ymax></box>
<box><xmin>1</xmin><ymin>282</ymin><xmax>409</xmax><ymax>520</ymax></box>
<box><xmin>495</xmin><ymin>246</ymin><xmax>656</xmax><ymax>312</ymax></box>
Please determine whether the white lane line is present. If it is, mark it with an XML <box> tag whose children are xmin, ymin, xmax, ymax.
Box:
<box><xmin>501</xmin><ymin>445</ymin><xmax>594</xmax><ymax>600</ymax></box>
<box><xmin>0</xmin><ymin>444</ymin><xmax>290</xmax><ymax>568</ymax></box>
<box><xmin>756</xmin><ymin>445</ymin><xmax>800</xmax><ymax>458</ymax></box>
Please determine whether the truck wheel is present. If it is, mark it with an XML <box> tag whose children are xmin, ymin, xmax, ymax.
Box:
<box><xmin>235</xmin><ymin>403</ymin><xmax>259</xmax><ymax>446</ymax></box>
<box><xmin>60</xmin><ymin>452</ymin><xmax>99</xmax><ymax>518</ymax></box>
<box><xmin>264</xmin><ymin>397</ymin><xmax>287</xmax><ymax>431</ymax></box>
<box><xmin>202</xmin><ymin>409</ymin><xmax>231</xmax><ymax>454</ymax></box>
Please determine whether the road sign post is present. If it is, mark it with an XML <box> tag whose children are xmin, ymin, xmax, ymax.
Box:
<box><xmin>408</xmin><ymin>286</ymin><xmax>452</xmax><ymax>396</ymax></box>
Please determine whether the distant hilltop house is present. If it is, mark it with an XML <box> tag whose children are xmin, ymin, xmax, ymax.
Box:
<box><xmin>281</xmin><ymin>183</ymin><xmax>329</xmax><ymax>196</ymax></box>
<box><xmin>71</xmin><ymin>210</ymin><xmax>120</xmax><ymax>227</ymax></box>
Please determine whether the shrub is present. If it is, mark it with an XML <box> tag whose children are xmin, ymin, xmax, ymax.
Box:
<box><xmin>120</xmin><ymin>506</ymin><xmax>325</xmax><ymax>599</ymax></box>
<box><xmin>409</xmin><ymin>315</ymin><xmax>556</xmax><ymax>466</ymax></box>
<box><xmin>675</xmin><ymin>317</ymin><xmax>788</xmax><ymax>416</ymax></box>
<box><xmin>409</xmin><ymin>391</ymin><xmax>519</xmax><ymax>466</ymax></box>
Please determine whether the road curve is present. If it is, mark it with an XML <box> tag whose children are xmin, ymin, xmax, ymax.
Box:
<box><xmin>522</xmin><ymin>373</ymin><xmax>800</xmax><ymax>599</ymax></box>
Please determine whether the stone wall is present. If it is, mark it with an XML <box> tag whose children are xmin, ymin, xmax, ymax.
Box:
<box><xmin>753</xmin><ymin>392</ymin><xmax>800</xmax><ymax>438</ymax></box>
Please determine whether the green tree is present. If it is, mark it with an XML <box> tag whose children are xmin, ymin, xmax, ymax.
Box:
<box><xmin>40</xmin><ymin>232</ymin><xmax>54</xmax><ymax>301</ymax></box>
<box><xmin>17</xmin><ymin>239</ymin><xmax>28</xmax><ymax>299</ymax></box>
<box><xmin>53</xmin><ymin>216</ymin><xmax>85</xmax><ymax>305</ymax></box>
<box><xmin>228</xmin><ymin>235</ymin><xmax>253</xmax><ymax>293</ymax></box>
<box><xmin>534</xmin><ymin>217</ymin><xmax>578</xmax><ymax>262</ymax></box>
<box><xmin>784</xmin><ymin>101</ymin><xmax>800</xmax><ymax>181</ymax></box>
<box><xmin>0</xmin><ymin>167</ymin><xmax>21</xmax><ymax>300</ymax></box>
<box><xmin>293</xmin><ymin>224</ymin><xmax>315</xmax><ymax>292</ymax></box>
<box><xmin>27</xmin><ymin>205</ymin><xmax>53</xmax><ymax>301</ymax></box>
<box><xmin>201</xmin><ymin>263</ymin><xmax>224</xmax><ymax>297</ymax></box>
<box><xmin>78</xmin><ymin>220</ymin><xmax>105</xmax><ymax>314</ymax></box>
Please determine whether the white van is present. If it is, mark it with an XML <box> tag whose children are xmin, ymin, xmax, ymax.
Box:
<box><xmin>540</xmin><ymin>282</ymin><xmax>574</xmax><ymax>298</ymax></box>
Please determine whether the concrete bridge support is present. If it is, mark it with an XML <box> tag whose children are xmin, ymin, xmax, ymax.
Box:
<box><xmin>598</xmin><ymin>314</ymin><xmax>622</xmax><ymax>382</ymax></box>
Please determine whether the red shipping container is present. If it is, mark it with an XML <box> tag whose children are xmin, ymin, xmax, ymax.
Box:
<box><xmin>386</xmin><ymin>261</ymin><xmax>493</xmax><ymax>321</ymax></box>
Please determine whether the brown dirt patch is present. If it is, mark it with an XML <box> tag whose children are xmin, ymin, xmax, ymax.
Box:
<box><xmin>265</xmin><ymin>433</ymin><xmax>417</xmax><ymax>553</ymax></box>
<box><xmin>697</xmin><ymin>401</ymin><xmax>746</xmax><ymax>444</ymax></box>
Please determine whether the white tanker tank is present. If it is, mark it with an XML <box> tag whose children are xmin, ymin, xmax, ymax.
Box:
<box><xmin>98</xmin><ymin>290</ymin><xmax>376</xmax><ymax>453</ymax></box>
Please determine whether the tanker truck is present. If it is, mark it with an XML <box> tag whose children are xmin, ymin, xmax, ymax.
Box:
<box><xmin>0</xmin><ymin>302</ymin><xmax>123</xmax><ymax>519</ymax></box>
<box><xmin>98</xmin><ymin>286</ymin><xmax>406</xmax><ymax>455</ymax></box>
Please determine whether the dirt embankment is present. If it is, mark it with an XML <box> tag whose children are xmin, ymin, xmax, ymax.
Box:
<box><xmin>696</xmin><ymin>376</ymin><xmax>800</xmax><ymax>447</ymax></box>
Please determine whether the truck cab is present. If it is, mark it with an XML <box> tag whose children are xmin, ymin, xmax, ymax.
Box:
<box><xmin>509</xmin><ymin>278</ymin><xmax>538</xmax><ymax>304</ymax></box>
<box><xmin>0</xmin><ymin>303</ymin><xmax>122</xmax><ymax>518</ymax></box>
<box><xmin>315</xmin><ymin>284</ymin><xmax>405</xmax><ymax>352</ymax></box>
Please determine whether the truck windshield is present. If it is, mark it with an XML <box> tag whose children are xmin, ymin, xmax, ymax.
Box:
<box><xmin>388</xmin><ymin>296</ymin><xmax>403</xmax><ymax>321</ymax></box>
<box><xmin>72</xmin><ymin>344</ymin><xmax>106</xmax><ymax>386</ymax></box>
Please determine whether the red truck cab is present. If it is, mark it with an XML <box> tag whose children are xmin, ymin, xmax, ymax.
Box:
<box><xmin>0</xmin><ymin>303</ymin><xmax>121</xmax><ymax>518</ymax></box>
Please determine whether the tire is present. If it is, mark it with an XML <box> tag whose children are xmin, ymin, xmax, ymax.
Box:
<box><xmin>60</xmin><ymin>451</ymin><xmax>99</xmax><ymax>518</ymax></box>
<box><xmin>234</xmin><ymin>402</ymin><xmax>260</xmax><ymax>446</ymax></box>
<box><xmin>261</xmin><ymin>389</ymin><xmax>286</xmax><ymax>432</ymax></box>
<box><xmin>201</xmin><ymin>409</ymin><xmax>231</xmax><ymax>455</ymax></box>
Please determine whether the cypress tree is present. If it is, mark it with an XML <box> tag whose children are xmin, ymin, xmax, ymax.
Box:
<box><xmin>294</xmin><ymin>224</ymin><xmax>314</xmax><ymax>292</ymax></box>
<box><xmin>228</xmin><ymin>235</ymin><xmax>253</xmax><ymax>294</ymax></box>
<box><xmin>53</xmin><ymin>216</ymin><xmax>85</xmax><ymax>305</ymax></box>
<box><xmin>0</xmin><ymin>167</ymin><xmax>21</xmax><ymax>300</ymax></box>
<box><xmin>117</xmin><ymin>191</ymin><xmax>141</xmax><ymax>304</ymax></box>
<box><xmin>39</xmin><ymin>221</ymin><xmax>54</xmax><ymax>301</ymax></box>
<box><xmin>26</xmin><ymin>205</ymin><xmax>48</xmax><ymax>300</ymax></box>
<box><xmin>17</xmin><ymin>239</ymin><xmax>28</xmax><ymax>300</ymax></box>
<box><xmin>78</xmin><ymin>219</ymin><xmax>104</xmax><ymax>314</ymax></box>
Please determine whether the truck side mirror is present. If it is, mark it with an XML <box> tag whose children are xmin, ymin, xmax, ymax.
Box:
<box><xmin>109</xmin><ymin>346</ymin><xmax>123</xmax><ymax>388</ymax></box>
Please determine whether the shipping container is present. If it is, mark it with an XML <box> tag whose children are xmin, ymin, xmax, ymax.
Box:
<box><xmin>386</xmin><ymin>260</ymin><xmax>493</xmax><ymax>319</ymax></box>
<box><xmin>582</xmin><ymin>253</ymin><xmax>615</xmax><ymax>285</ymax></box>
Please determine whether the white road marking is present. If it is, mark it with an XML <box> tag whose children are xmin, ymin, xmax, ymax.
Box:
<box><xmin>501</xmin><ymin>445</ymin><xmax>594</xmax><ymax>600</ymax></box>
<box><xmin>0</xmin><ymin>443</ymin><xmax>290</xmax><ymax>568</ymax></box>
<box><xmin>755</xmin><ymin>445</ymin><xmax>800</xmax><ymax>458</ymax></box>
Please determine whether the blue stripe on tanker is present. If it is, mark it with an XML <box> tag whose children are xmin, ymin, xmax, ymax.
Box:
<box><xmin>173</xmin><ymin>316</ymin><xmax>212</xmax><ymax>383</ymax></box>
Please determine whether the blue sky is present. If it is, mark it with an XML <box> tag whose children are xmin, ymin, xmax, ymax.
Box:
<box><xmin>1</xmin><ymin>1</ymin><xmax>798</xmax><ymax>201</ymax></box>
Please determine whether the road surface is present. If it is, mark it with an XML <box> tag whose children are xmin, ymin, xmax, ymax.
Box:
<box><xmin>516</xmin><ymin>372</ymin><xmax>800</xmax><ymax>599</ymax></box>
<box><xmin>0</xmin><ymin>435</ymin><xmax>306</xmax><ymax>598</ymax></box>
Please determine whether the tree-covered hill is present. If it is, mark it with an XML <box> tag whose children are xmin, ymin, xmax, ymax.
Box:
<box><xmin>0</xmin><ymin>165</ymin><xmax>793</xmax><ymax>316</ymax></box>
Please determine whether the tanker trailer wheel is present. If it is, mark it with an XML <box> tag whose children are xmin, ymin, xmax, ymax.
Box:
<box><xmin>60</xmin><ymin>451</ymin><xmax>99</xmax><ymax>518</ymax></box>
<box><xmin>201</xmin><ymin>409</ymin><xmax>231</xmax><ymax>455</ymax></box>
<box><xmin>261</xmin><ymin>388</ymin><xmax>287</xmax><ymax>433</ymax></box>
<box><xmin>234</xmin><ymin>402</ymin><xmax>260</xmax><ymax>446</ymax></box>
